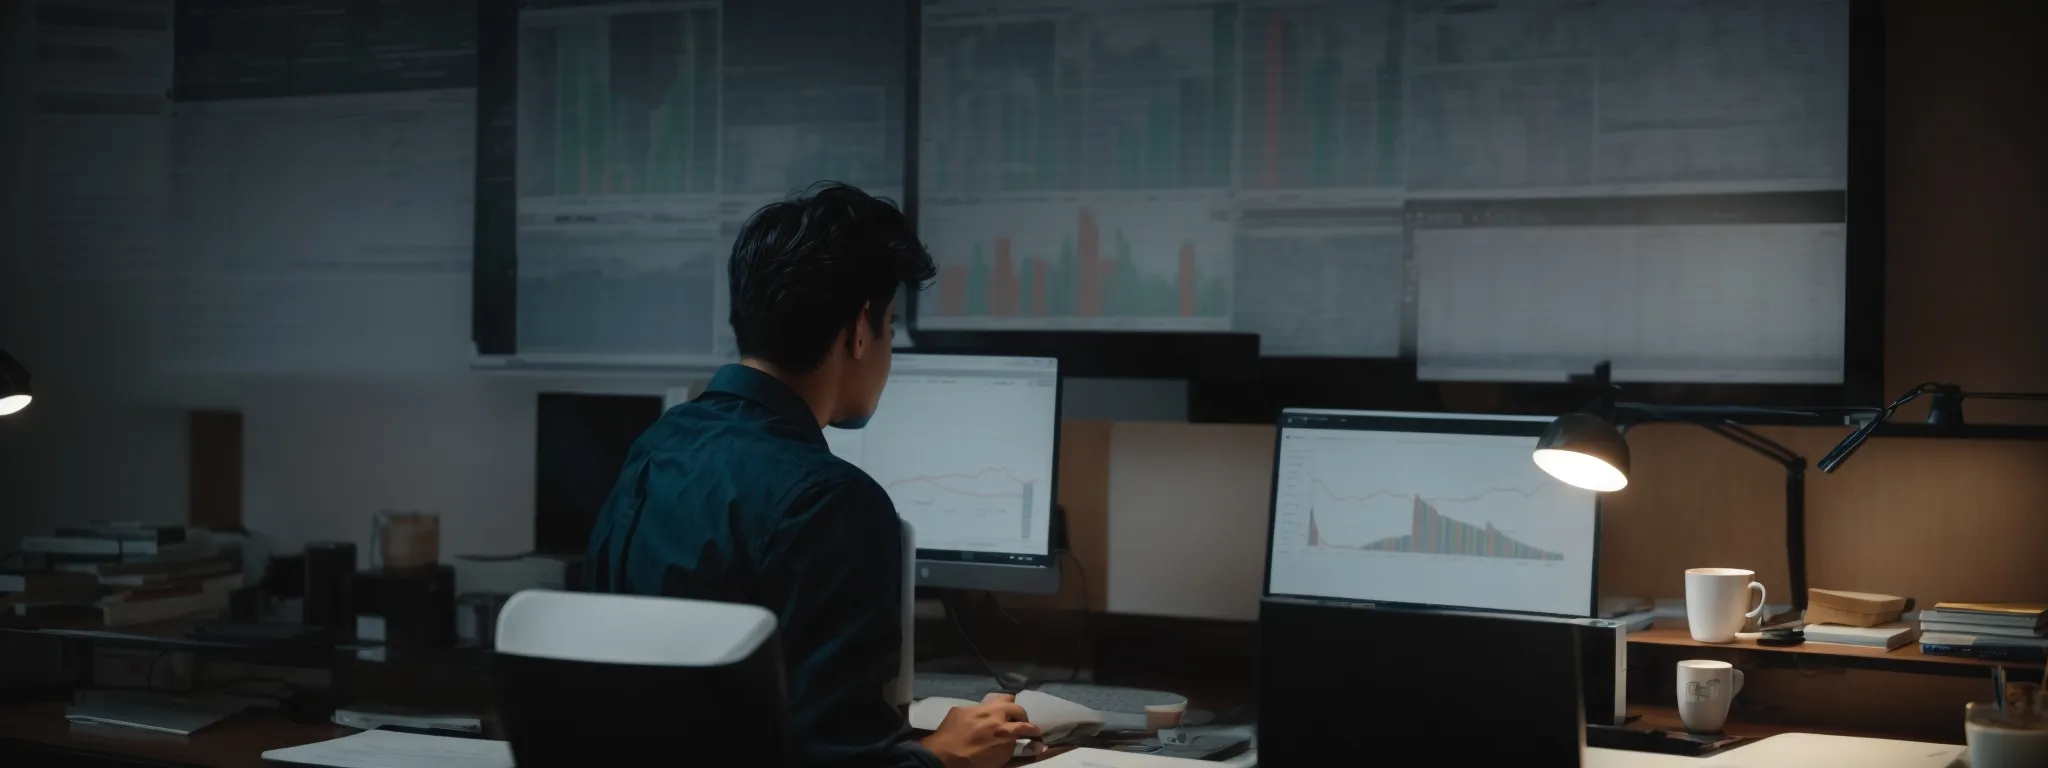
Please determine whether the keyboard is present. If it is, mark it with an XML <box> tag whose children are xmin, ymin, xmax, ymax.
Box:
<box><xmin>1585</xmin><ymin>725</ymin><xmax>1718</xmax><ymax>756</ymax></box>
<box><xmin>912</xmin><ymin>672</ymin><xmax>1005</xmax><ymax>701</ymax></box>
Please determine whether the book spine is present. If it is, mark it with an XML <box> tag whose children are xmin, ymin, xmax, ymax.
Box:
<box><xmin>1920</xmin><ymin>643</ymin><xmax>2048</xmax><ymax>663</ymax></box>
<box><xmin>21</xmin><ymin>536</ymin><xmax>122</xmax><ymax>556</ymax></box>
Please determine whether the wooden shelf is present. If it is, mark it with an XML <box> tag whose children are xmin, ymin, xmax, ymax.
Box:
<box><xmin>1628</xmin><ymin>624</ymin><xmax>2043</xmax><ymax>676</ymax></box>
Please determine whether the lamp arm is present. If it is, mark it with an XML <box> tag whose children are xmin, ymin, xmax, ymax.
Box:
<box><xmin>1817</xmin><ymin>383</ymin><xmax>1940</xmax><ymax>473</ymax></box>
<box><xmin>1696</xmin><ymin>421</ymin><xmax>1807</xmax><ymax>619</ymax></box>
<box><xmin>1621</xmin><ymin>415</ymin><xmax>1810</xmax><ymax>620</ymax></box>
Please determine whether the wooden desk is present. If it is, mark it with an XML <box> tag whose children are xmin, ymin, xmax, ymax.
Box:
<box><xmin>0</xmin><ymin>702</ymin><xmax>347</xmax><ymax>768</ymax></box>
<box><xmin>1625</xmin><ymin>704</ymin><xmax>1930</xmax><ymax>743</ymax></box>
<box><xmin>1630</xmin><ymin>623</ymin><xmax>2043</xmax><ymax>678</ymax></box>
<box><xmin>0</xmin><ymin>701</ymin><xmax>1084</xmax><ymax>767</ymax></box>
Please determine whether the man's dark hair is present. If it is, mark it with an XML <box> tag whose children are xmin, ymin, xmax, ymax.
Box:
<box><xmin>728</xmin><ymin>182</ymin><xmax>937</xmax><ymax>375</ymax></box>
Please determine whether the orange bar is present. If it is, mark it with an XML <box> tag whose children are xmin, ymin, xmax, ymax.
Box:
<box><xmin>941</xmin><ymin>265</ymin><xmax>966</xmax><ymax>316</ymax></box>
<box><xmin>992</xmin><ymin>237</ymin><xmax>1014</xmax><ymax>316</ymax></box>
<box><xmin>1030</xmin><ymin>258</ymin><xmax>1047</xmax><ymax>316</ymax></box>
<box><xmin>1078</xmin><ymin>208</ymin><xmax>1100</xmax><ymax>316</ymax></box>
<box><xmin>1178</xmin><ymin>243</ymin><xmax>1195</xmax><ymax>316</ymax></box>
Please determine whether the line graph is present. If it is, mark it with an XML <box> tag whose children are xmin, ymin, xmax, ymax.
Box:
<box><xmin>877</xmin><ymin>466</ymin><xmax>1037</xmax><ymax>543</ymax></box>
<box><xmin>1266</xmin><ymin>427</ymin><xmax>1598</xmax><ymax>615</ymax></box>
<box><xmin>823</xmin><ymin>363</ymin><xmax>1059</xmax><ymax>556</ymax></box>
<box><xmin>1309</xmin><ymin>479</ymin><xmax>1540</xmax><ymax>506</ymax></box>
<box><xmin>886</xmin><ymin>467</ymin><xmax>1034</xmax><ymax>499</ymax></box>
<box><xmin>1308</xmin><ymin>497</ymin><xmax>1564</xmax><ymax>561</ymax></box>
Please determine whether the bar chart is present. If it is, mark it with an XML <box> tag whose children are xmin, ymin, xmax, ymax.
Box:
<box><xmin>1239</xmin><ymin>0</ymin><xmax>1404</xmax><ymax>191</ymax></box>
<box><xmin>918</xmin><ymin>195</ymin><xmax>1233</xmax><ymax>331</ymax></box>
<box><xmin>919</xmin><ymin>1</ymin><xmax>1236</xmax><ymax>195</ymax></box>
<box><xmin>1309</xmin><ymin>497</ymin><xmax>1565</xmax><ymax>561</ymax></box>
<box><xmin>517</xmin><ymin>3</ymin><xmax>719</xmax><ymax>198</ymax></box>
<box><xmin>1267</xmin><ymin>426</ymin><xmax>1597</xmax><ymax>614</ymax></box>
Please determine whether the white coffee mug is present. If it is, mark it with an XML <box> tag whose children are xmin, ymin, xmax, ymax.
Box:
<box><xmin>1967</xmin><ymin>701</ymin><xmax>2048</xmax><ymax>768</ymax></box>
<box><xmin>1677</xmin><ymin>660</ymin><xmax>1745</xmax><ymax>734</ymax></box>
<box><xmin>1685</xmin><ymin>568</ymin><xmax>1766</xmax><ymax>643</ymax></box>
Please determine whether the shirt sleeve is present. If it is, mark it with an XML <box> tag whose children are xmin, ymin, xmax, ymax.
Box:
<box><xmin>769</xmin><ymin>478</ymin><xmax>942</xmax><ymax>768</ymax></box>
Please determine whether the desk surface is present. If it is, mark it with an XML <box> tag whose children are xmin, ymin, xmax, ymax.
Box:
<box><xmin>0</xmin><ymin>702</ymin><xmax>347</xmax><ymax>768</ymax></box>
<box><xmin>0</xmin><ymin>702</ymin><xmax>1082</xmax><ymax>767</ymax></box>
<box><xmin>0</xmin><ymin>700</ymin><xmax>1964</xmax><ymax>767</ymax></box>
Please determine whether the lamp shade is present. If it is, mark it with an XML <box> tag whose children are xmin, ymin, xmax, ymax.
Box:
<box><xmin>0</xmin><ymin>349</ymin><xmax>29</xmax><ymax>417</ymax></box>
<box><xmin>1532</xmin><ymin>413</ymin><xmax>1631</xmax><ymax>492</ymax></box>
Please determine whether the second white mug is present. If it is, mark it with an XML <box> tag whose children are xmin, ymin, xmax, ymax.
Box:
<box><xmin>1685</xmin><ymin>567</ymin><xmax>1766</xmax><ymax>643</ymax></box>
<box><xmin>1678</xmin><ymin>659</ymin><xmax>1745</xmax><ymax>734</ymax></box>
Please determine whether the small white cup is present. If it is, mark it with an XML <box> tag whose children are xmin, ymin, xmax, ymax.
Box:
<box><xmin>1677</xmin><ymin>659</ymin><xmax>1744</xmax><ymax>734</ymax></box>
<box><xmin>1145</xmin><ymin>700</ymin><xmax>1187</xmax><ymax>731</ymax></box>
<box><xmin>1685</xmin><ymin>567</ymin><xmax>1766</xmax><ymax>643</ymax></box>
<box><xmin>1968</xmin><ymin>700</ymin><xmax>2048</xmax><ymax>768</ymax></box>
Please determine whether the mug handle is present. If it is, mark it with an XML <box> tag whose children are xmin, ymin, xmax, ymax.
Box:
<box><xmin>1743</xmin><ymin>582</ymin><xmax>1768</xmax><ymax>619</ymax></box>
<box><xmin>1732</xmin><ymin>669</ymin><xmax>1745</xmax><ymax>697</ymax></box>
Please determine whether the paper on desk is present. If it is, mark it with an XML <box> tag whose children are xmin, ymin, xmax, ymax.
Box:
<box><xmin>1032</xmin><ymin>747</ymin><xmax>1216</xmax><ymax>767</ymax></box>
<box><xmin>260</xmin><ymin>729</ymin><xmax>511</xmax><ymax>768</ymax></box>
<box><xmin>908</xmin><ymin>691</ymin><xmax>1107</xmax><ymax>743</ymax></box>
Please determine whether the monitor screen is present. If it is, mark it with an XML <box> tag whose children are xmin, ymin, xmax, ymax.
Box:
<box><xmin>1264</xmin><ymin>409</ymin><xmax>1599</xmax><ymax>617</ymax></box>
<box><xmin>826</xmin><ymin>354</ymin><xmax>1061</xmax><ymax>567</ymax></box>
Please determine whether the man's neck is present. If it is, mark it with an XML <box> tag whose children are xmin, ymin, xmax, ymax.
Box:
<box><xmin>739</xmin><ymin>358</ymin><xmax>835</xmax><ymax>428</ymax></box>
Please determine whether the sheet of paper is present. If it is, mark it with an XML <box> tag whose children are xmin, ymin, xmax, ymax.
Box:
<box><xmin>1033</xmin><ymin>747</ymin><xmax>1216</xmax><ymax>767</ymax></box>
<box><xmin>260</xmin><ymin>729</ymin><xmax>511</xmax><ymax>768</ymax></box>
<box><xmin>907</xmin><ymin>697</ymin><xmax>980</xmax><ymax>731</ymax></box>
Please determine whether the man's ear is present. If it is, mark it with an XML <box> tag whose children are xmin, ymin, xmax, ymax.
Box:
<box><xmin>848</xmin><ymin>301</ymin><xmax>874</xmax><ymax>360</ymax></box>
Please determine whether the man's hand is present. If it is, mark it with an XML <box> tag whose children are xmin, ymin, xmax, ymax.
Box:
<box><xmin>919</xmin><ymin>693</ymin><xmax>1043</xmax><ymax>768</ymax></box>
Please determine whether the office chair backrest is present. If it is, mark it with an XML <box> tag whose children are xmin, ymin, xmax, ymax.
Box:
<box><xmin>493</xmin><ymin>590</ymin><xmax>793</xmax><ymax>767</ymax></box>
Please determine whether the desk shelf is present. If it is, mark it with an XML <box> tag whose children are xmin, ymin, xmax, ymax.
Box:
<box><xmin>1628</xmin><ymin>625</ymin><xmax>2043</xmax><ymax>678</ymax></box>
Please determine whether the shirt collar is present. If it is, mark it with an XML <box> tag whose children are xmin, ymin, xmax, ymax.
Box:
<box><xmin>703</xmin><ymin>364</ymin><xmax>827</xmax><ymax>445</ymax></box>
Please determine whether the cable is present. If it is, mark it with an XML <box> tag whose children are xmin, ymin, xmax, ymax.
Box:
<box><xmin>1058</xmin><ymin>549</ymin><xmax>1093</xmax><ymax>683</ymax></box>
<box><xmin>942</xmin><ymin>591</ymin><xmax>1020</xmax><ymax>690</ymax></box>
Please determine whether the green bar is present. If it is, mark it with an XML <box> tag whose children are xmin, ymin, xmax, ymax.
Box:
<box><xmin>1211</xmin><ymin>4</ymin><xmax>1235</xmax><ymax>186</ymax></box>
<box><xmin>1376</xmin><ymin>0</ymin><xmax>1403</xmax><ymax>186</ymax></box>
<box><xmin>966</xmin><ymin>243</ymin><xmax>990</xmax><ymax>316</ymax></box>
<box><xmin>1147</xmin><ymin>99</ymin><xmax>1174</xmax><ymax>187</ymax></box>
<box><xmin>1056</xmin><ymin>237</ymin><xmax>1076</xmax><ymax>315</ymax></box>
<box><xmin>1311</xmin><ymin>58</ymin><xmax>1337</xmax><ymax>186</ymax></box>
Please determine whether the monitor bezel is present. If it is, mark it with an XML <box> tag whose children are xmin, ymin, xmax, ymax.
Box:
<box><xmin>1261</xmin><ymin>407</ymin><xmax>1601</xmax><ymax>619</ymax></box>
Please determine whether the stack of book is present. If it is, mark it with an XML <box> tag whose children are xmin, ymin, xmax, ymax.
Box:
<box><xmin>1802</xmin><ymin>589</ymin><xmax>1917</xmax><ymax>650</ymax></box>
<box><xmin>1918</xmin><ymin>602</ymin><xmax>2048</xmax><ymax>663</ymax></box>
<box><xmin>2</xmin><ymin>523</ymin><xmax>242</xmax><ymax>627</ymax></box>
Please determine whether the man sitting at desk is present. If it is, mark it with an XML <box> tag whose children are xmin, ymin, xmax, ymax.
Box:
<box><xmin>585</xmin><ymin>183</ymin><xmax>1039</xmax><ymax>768</ymax></box>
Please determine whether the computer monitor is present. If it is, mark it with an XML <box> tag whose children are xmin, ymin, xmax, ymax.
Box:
<box><xmin>533</xmin><ymin>393</ymin><xmax>666</xmax><ymax>555</ymax></box>
<box><xmin>826</xmin><ymin>354</ymin><xmax>1062</xmax><ymax>594</ymax></box>
<box><xmin>1263</xmin><ymin>409</ymin><xmax>1600</xmax><ymax>617</ymax></box>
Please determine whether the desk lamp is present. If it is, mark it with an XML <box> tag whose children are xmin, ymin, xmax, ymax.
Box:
<box><xmin>1532</xmin><ymin>362</ymin><xmax>1815</xmax><ymax>625</ymax></box>
<box><xmin>0</xmin><ymin>350</ymin><xmax>29</xmax><ymax>416</ymax></box>
<box><xmin>494</xmin><ymin>590</ymin><xmax>793</xmax><ymax>767</ymax></box>
<box><xmin>1819</xmin><ymin>382</ymin><xmax>2048</xmax><ymax>472</ymax></box>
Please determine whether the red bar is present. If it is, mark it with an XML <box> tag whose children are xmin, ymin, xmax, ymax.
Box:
<box><xmin>1030</xmin><ymin>258</ymin><xmax>1047</xmax><ymax>316</ymax></box>
<box><xmin>1413</xmin><ymin>499</ymin><xmax>1426</xmax><ymax>553</ymax></box>
<box><xmin>1078</xmin><ymin>207</ymin><xmax>1101</xmax><ymax>316</ymax></box>
<box><xmin>1263</xmin><ymin>12</ymin><xmax>1282</xmax><ymax>189</ymax></box>
<box><xmin>941</xmin><ymin>265</ymin><xmax>966</xmax><ymax>316</ymax></box>
<box><xmin>1177</xmin><ymin>243</ymin><xmax>1196</xmax><ymax>316</ymax></box>
<box><xmin>992</xmin><ymin>237</ymin><xmax>1015</xmax><ymax>316</ymax></box>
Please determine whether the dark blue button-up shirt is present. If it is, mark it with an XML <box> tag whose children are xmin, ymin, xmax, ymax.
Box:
<box><xmin>586</xmin><ymin>364</ymin><xmax>935</xmax><ymax>768</ymax></box>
